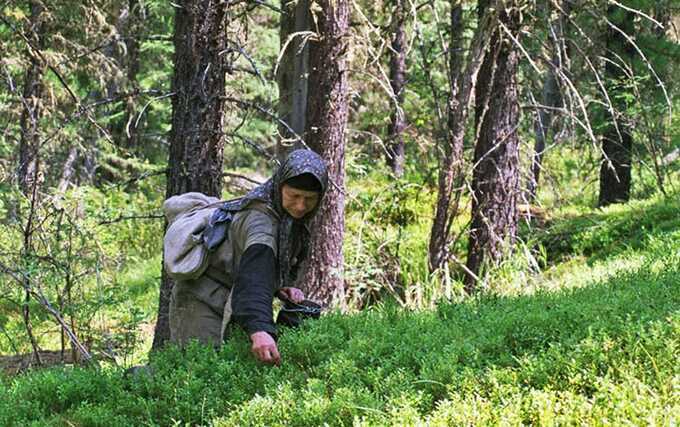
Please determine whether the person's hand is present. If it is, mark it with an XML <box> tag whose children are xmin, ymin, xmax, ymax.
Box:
<box><xmin>249</xmin><ymin>331</ymin><xmax>280</xmax><ymax>366</ymax></box>
<box><xmin>277</xmin><ymin>287</ymin><xmax>305</xmax><ymax>303</ymax></box>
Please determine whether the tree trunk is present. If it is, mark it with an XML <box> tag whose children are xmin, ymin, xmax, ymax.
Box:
<box><xmin>428</xmin><ymin>2</ymin><xmax>489</xmax><ymax>272</ymax></box>
<box><xmin>18</xmin><ymin>0</ymin><xmax>45</xmax><ymax>195</ymax></box>
<box><xmin>17</xmin><ymin>2</ymin><xmax>46</xmax><ymax>364</ymax></box>
<box><xmin>527</xmin><ymin>1</ymin><xmax>571</xmax><ymax>200</ymax></box>
<box><xmin>598</xmin><ymin>7</ymin><xmax>634</xmax><ymax>207</ymax></box>
<box><xmin>300</xmin><ymin>0</ymin><xmax>350</xmax><ymax>306</ymax></box>
<box><xmin>152</xmin><ymin>0</ymin><xmax>229</xmax><ymax>350</ymax></box>
<box><xmin>385</xmin><ymin>0</ymin><xmax>407</xmax><ymax>177</ymax></box>
<box><xmin>123</xmin><ymin>0</ymin><xmax>142</xmax><ymax>150</ymax></box>
<box><xmin>105</xmin><ymin>0</ymin><xmax>142</xmax><ymax>150</ymax></box>
<box><xmin>276</xmin><ymin>0</ymin><xmax>311</xmax><ymax>161</ymax></box>
<box><xmin>465</xmin><ymin>1</ymin><xmax>521</xmax><ymax>291</ymax></box>
<box><xmin>57</xmin><ymin>146</ymin><xmax>79</xmax><ymax>193</ymax></box>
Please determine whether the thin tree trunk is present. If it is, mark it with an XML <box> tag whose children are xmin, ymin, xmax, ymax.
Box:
<box><xmin>17</xmin><ymin>0</ymin><xmax>46</xmax><ymax>365</ymax></box>
<box><xmin>301</xmin><ymin>0</ymin><xmax>350</xmax><ymax>306</ymax></box>
<box><xmin>385</xmin><ymin>0</ymin><xmax>407</xmax><ymax>177</ymax></box>
<box><xmin>18</xmin><ymin>0</ymin><xmax>45</xmax><ymax>195</ymax></box>
<box><xmin>465</xmin><ymin>0</ymin><xmax>521</xmax><ymax>291</ymax></box>
<box><xmin>152</xmin><ymin>0</ymin><xmax>229</xmax><ymax>350</ymax></box>
<box><xmin>276</xmin><ymin>0</ymin><xmax>311</xmax><ymax>161</ymax></box>
<box><xmin>123</xmin><ymin>0</ymin><xmax>142</xmax><ymax>149</ymax></box>
<box><xmin>598</xmin><ymin>6</ymin><xmax>634</xmax><ymax>207</ymax></box>
<box><xmin>57</xmin><ymin>146</ymin><xmax>79</xmax><ymax>193</ymax></box>
<box><xmin>106</xmin><ymin>0</ymin><xmax>142</xmax><ymax>150</ymax></box>
<box><xmin>22</xmin><ymin>163</ymin><xmax>42</xmax><ymax>365</ymax></box>
<box><xmin>527</xmin><ymin>1</ymin><xmax>571</xmax><ymax>200</ymax></box>
<box><xmin>428</xmin><ymin>2</ymin><xmax>489</xmax><ymax>272</ymax></box>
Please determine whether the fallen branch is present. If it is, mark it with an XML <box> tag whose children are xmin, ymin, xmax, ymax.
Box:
<box><xmin>0</xmin><ymin>262</ymin><xmax>96</xmax><ymax>366</ymax></box>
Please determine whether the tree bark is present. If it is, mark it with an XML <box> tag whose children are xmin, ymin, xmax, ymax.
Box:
<box><xmin>18</xmin><ymin>0</ymin><xmax>45</xmax><ymax>195</ymax></box>
<box><xmin>300</xmin><ymin>0</ymin><xmax>350</xmax><ymax>306</ymax></box>
<box><xmin>276</xmin><ymin>0</ymin><xmax>311</xmax><ymax>161</ymax></box>
<box><xmin>152</xmin><ymin>0</ymin><xmax>229</xmax><ymax>350</ymax></box>
<box><xmin>385</xmin><ymin>0</ymin><xmax>407</xmax><ymax>177</ymax></box>
<box><xmin>527</xmin><ymin>1</ymin><xmax>571</xmax><ymax>200</ymax></box>
<box><xmin>598</xmin><ymin>6</ymin><xmax>634</xmax><ymax>207</ymax></box>
<box><xmin>465</xmin><ymin>0</ymin><xmax>521</xmax><ymax>291</ymax></box>
<box><xmin>428</xmin><ymin>2</ymin><xmax>489</xmax><ymax>272</ymax></box>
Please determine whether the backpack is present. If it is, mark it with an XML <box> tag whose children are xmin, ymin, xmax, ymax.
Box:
<box><xmin>162</xmin><ymin>192</ymin><xmax>224</xmax><ymax>281</ymax></box>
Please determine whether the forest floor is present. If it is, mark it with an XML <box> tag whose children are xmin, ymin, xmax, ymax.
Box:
<box><xmin>0</xmin><ymin>192</ymin><xmax>678</xmax><ymax>425</ymax></box>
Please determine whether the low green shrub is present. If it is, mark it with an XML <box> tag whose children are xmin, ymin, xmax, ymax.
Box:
<box><xmin>0</xmin><ymin>227</ymin><xmax>677</xmax><ymax>425</ymax></box>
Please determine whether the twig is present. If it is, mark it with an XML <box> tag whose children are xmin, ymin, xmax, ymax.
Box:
<box><xmin>221</xmin><ymin>42</ymin><xmax>267</xmax><ymax>86</ymax></box>
<box><xmin>0</xmin><ymin>262</ymin><xmax>95</xmax><ymax>365</ymax></box>
<box><xmin>222</xmin><ymin>172</ymin><xmax>263</xmax><ymax>185</ymax></box>
<box><xmin>247</xmin><ymin>0</ymin><xmax>284</xmax><ymax>13</ymax></box>
<box><xmin>273</xmin><ymin>31</ymin><xmax>317</xmax><ymax>77</ymax></box>
<box><xmin>222</xmin><ymin>96</ymin><xmax>304</xmax><ymax>151</ymax></box>
<box><xmin>135</xmin><ymin>92</ymin><xmax>176</xmax><ymax>129</ymax></box>
<box><xmin>97</xmin><ymin>214</ymin><xmax>164</xmax><ymax>226</ymax></box>
<box><xmin>608</xmin><ymin>0</ymin><xmax>664</xmax><ymax>29</ymax></box>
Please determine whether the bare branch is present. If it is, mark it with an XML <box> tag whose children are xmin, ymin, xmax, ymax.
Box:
<box><xmin>0</xmin><ymin>262</ymin><xmax>95</xmax><ymax>365</ymax></box>
<box><xmin>97</xmin><ymin>213</ymin><xmax>164</xmax><ymax>226</ymax></box>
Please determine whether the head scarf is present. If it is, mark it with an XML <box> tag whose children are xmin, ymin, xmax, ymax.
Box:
<box><xmin>203</xmin><ymin>149</ymin><xmax>328</xmax><ymax>288</ymax></box>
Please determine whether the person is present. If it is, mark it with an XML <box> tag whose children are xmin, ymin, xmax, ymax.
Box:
<box><xmin>166</xmin><ymin>149</ymin><xmax>328</xmax><ymax>365</ymax></box>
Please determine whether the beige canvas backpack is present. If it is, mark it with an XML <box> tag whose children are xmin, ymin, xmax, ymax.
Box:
<box><xmin>162</xmin><ymin>192</ymin><xmax>224</xmax><ymax>281</ymax></box>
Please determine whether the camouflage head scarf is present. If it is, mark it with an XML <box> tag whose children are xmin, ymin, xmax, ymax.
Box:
<box><xmin>203</xmin><ymin>149</ymin><xmax>328</xmax><ymax>288</ymax></box>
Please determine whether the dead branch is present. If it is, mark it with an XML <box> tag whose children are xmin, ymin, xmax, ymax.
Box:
<box><xmin>0</xmin><ymin>262</ymin><xmax>95</xmax><ymax>365</ymax></box>
<box><xmin>97</xmin><ymin>213</ymin><xmax>163</xmax><ymax>226</ymax></box>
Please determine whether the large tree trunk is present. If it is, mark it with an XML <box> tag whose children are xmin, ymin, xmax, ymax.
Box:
<box><xmin>527</xmin><ymin>1</ymin><xmax>571</xmax><ymax>200</ymax></box>
<box><xmin>276</xmin><ymin>0</ymin><xmax>311</xmax><ymax>161</ymax></box>
<box><xmin>428</xmin><ymin>2</ymin><xmax>489</xmax><ymax>272</ymax></box>
<box><xmin>152</xmin><ymin>0</ymin><xmax>229</xmax><ymax>350</ymax></box>
<box><xmin>598</xmin><ymin>6</ymin><xmax>634</xmax><ymax>207</ymax></box>
<box><xmin>300</xmin><ymin>0</ymin><xmax>350</xmax><ymax>306</ymax></box>
<box><xmin>465</xmin><ymin>1</ymin><xmax>521</xmax><ymax>291</ymax></box>
<box><xmin>385</xmin><ymin>0</ymin><xmax>407</xmax><ymax>177</ymax></box>
<box><xmin>18</xmin><ymin>1</ymin><xmax>46</xmax><ymax>195</ymax></box>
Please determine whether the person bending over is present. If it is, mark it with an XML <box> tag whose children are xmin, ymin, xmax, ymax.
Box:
<box><xmin>166</xmin><ymin>149</ymin><xmax>328</xmax><ymax>365</ymax></box>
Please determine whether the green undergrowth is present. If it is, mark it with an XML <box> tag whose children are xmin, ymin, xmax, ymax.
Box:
<box><xmin>1</xmin><ymin>204</ymin><xmax>678</xmax><ymax>425</ymax></box>
<box><xmin>536</xmin><ymin>193</ymin><xmax>680</xmax><ymax>264</ymax></box>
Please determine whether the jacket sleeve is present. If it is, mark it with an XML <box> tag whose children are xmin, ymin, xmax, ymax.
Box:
<box><xmin>230</xmin><ymin>243</ymin><xmax>278</xmax><ymax>338</ymax></box>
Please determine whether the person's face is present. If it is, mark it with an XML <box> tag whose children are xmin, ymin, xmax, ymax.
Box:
<box><xmin>281</xmin><ymin>184</ymin><xmax>320</xmax><ymax>219</ymax></box>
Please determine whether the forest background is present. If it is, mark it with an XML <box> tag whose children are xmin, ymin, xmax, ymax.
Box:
<box><xmin>0</xmin><ymin>0</ymin><xmax>679</xmax><ymax>424</ymax></box>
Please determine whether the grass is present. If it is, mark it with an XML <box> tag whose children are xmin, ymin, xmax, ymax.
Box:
<box><xmin>0</xmin><ymin>189</ymin><xmax>680</xmax><ymax>426</ymax></box>
<box><xmin>0</xmin><ymin>192</ymin><xmax>678</xmax><ymax>425</ymax></box>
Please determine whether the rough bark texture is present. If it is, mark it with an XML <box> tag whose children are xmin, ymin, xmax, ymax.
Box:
<box><xmin>528</xmin><ymin>1</ymin><xmax>571</xmax><ymax>200</ymax></box>
<box><xmin>385</xmin><ymin>0</ymin><xmax>407</xmax><ymax>177</ymax></box>
<box><xmin>428</xmin><ymin>3</ymin><xmax>464</xmax><ymax>272</ymax></box>
<box><xmin>598</xmin><ymin>7</ymin><xmax>634</xmax><ymax>207</ymax></box>
<box><xmin>428</xmin><ymin>3</ymin><xmax>489</xmax><ymax>272</ymax></box>
<box><xmin>276</xmin><ymin>0</ymin><xmax>311</xmax><ymax>161</ymax></box>
<box><xmin>300</xmin><ymin>0</ymin><xmax>350</xmax><ymax>306</ymax></box>
<box><xmin>18</xmin><ymin>1</ymin><xmax>45</xmax><ymax>195</ymax></box>
<box><xmin>465</xmin><ymin>1</ymin><xmax>521</xmax><ymax>291</ymax></box>
<box><xmin>152</xmin><ymin>0</ymin><xmax>229</xmax><ymax>350</ymax></box>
